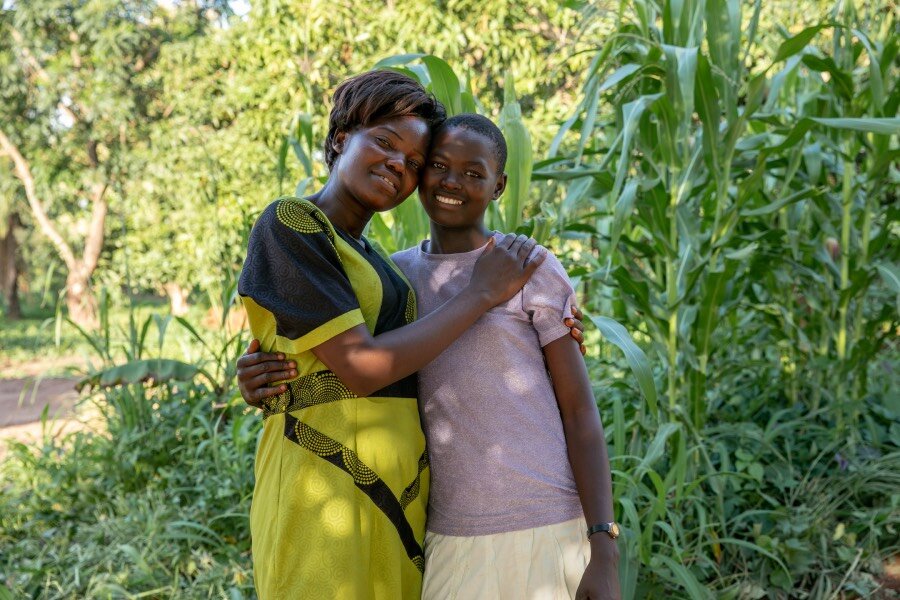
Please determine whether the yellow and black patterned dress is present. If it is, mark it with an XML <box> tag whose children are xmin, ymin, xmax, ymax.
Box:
<box><xmin>238</xmin><ymin>197</ymin><xmax>428</xmax><ymax>599</ymax></box>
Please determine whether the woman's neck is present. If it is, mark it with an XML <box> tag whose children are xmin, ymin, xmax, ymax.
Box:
<box><xmin>307</xmin><ymin>182</ymin><xmax>371</xmax><ymax>239</ymax></box>
<box><xmin>427</xmin><ymin>222</ymin><xmax>492</xmax><ymax>254</ymax></box>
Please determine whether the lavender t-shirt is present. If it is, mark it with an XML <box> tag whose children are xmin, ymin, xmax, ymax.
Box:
<box><xmin>391</xmin><ymin>233</ymin><xmax>583</xmax><ymax>536</ymax></box>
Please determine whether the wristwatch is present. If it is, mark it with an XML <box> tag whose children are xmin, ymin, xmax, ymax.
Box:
<box><xmin>587</xmin><ymin>521</ymin><xmax>620</xmax><ymax>540</ymax></box>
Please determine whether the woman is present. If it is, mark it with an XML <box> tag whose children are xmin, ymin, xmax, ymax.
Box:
<box><xmin>237</xmin><ymin>70</ymin><xmax>544</xmax><ymax>599</ymax></box>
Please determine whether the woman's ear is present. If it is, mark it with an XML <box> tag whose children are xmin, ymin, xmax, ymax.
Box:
<box><xmin>492</xmin><ymin>173</ymin><xmax>508</xmax><ymax>200</ymax></box>
<box><xmin>332</xmin><ymin>131</ymin><xmax>347</xmax><ymax>155</ymax></box>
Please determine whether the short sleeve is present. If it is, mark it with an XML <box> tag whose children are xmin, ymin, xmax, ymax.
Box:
<box><xmin>522</xmin><ymin>248</ymin><xmax>577</xmax><ymax>347</ymax></box>
<box><xmin>238</xmin><ymin>199</ymin><xmax>365</xmax><ymax>354</ymax></box>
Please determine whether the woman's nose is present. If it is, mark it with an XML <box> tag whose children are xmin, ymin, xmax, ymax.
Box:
<box><xmin>385</xmin><ymin>153</ymin><xmax>405</xmax><ymax>175</ymax></box>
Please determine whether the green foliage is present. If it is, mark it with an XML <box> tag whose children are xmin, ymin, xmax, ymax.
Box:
<box><xmin>538</xmin><ymin>0</ymin><xmax>899</xmax><ymax>596</ymax></box>
<box><xmin>2</xmin><ymin>1</ymin><xmax>898</xmax><ymax>597</ymax></box>
<box><xmin>1</xmin><ymin>301</ymin><xmax>255</xmax><ymax>598</ymax></box>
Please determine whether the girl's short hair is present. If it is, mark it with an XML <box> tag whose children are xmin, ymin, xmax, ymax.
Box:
<box><xmin>434</xmin><ymin>113</ymin><xmax>508</xmax><ymax>174</ymax></box>
<box><xmin>325</xmin><ymin>70</ymin><xmax>446</xmax><ymax>170</ymax></box>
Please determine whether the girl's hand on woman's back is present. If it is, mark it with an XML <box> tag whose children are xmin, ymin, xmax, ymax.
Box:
<box><xmin>468</xmin><ymin>234</ymin><xmax>546</xmax><ymax>306</ymax></box>
<box><xmin>236</xmin><ymin>339</ymin><xmax>296</xmax><ymax>407</ymax></box>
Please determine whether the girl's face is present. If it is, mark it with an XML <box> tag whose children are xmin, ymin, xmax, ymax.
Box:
<box><xmin>332</xmin><ymin>116</ymin><xmax>430</xmax><ymax>212</ymax></box>
<box><xmin>418</xmin><ymin>127</ymin><xmax>507</xmax><ymax>229</ymax></box>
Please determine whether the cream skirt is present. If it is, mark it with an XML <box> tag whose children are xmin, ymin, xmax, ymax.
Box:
<box><xmin>421</xmin><ymin>518</ymin><xmax>590</xmax><ymax>600</ymax></box>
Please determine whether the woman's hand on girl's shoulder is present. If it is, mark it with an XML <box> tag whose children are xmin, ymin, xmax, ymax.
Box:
<box><xmin>469</xmin><ymin>234</ymin><xmax>546</xmax><ymax>307</ymax></box>
<box><xmin>236</xmin><ymin>339</ymin><xmax>297</xmax><ymax>408</ymax></box>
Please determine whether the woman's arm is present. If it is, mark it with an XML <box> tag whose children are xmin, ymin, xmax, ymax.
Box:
<box><xmin>239</xmin><ymin>234</ymin><xmax>542</xmax><ymax>400</ymax></box>
<box><xmin>543</xmin><ymin>334</ymin><xmax>620</xmax><ymax>600</ymax></box>
<box><xmin>237</xmin><ymin>305</ymin><xmax>588</xmax><ymax>406</ymax></box>
<box><xmin>314</xmin><ymin>234</ymin><xmax>545</xmax><ymax>396</ymax></box>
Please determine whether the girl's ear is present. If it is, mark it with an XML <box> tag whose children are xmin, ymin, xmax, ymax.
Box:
<box><xmin>492</xmin><ymin>173</ymin><xmax>508</xmax><ymax>200</ymax></box>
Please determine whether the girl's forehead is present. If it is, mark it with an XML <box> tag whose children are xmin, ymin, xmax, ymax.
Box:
<box><xmin>430</xmin><ymin>126</ymin><xmax>493</xmax><ymax>152</ymax></box>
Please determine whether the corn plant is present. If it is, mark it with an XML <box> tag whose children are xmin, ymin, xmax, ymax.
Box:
<box><xmin>542</xmin><ymin>0</ymin><xmax>898</xmax><ymax>429</ymax></box>
<box><xmin>540</xmin><ymin>0</ymin><xmax>898</xmax><ymax>595</ymax></box>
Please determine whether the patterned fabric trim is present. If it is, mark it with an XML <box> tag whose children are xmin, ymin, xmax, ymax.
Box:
<box><xmin>399</xmin><ymin>450</ymin><xmax>429</xmax><ymax>510</ymax></box>
<box><xmin>261</xmin><ymin>369</ymin><xmax>418</xmax><ymax>419</ymax></box>
<box><xmin>276</xmin><ymin>197</ymin><xmax>336</xmax><ymax>245</ymax></box>
<box><xmin>404</xmin><ymin>289</ymin><xmax>416</xmax><ymax>324</ymax></box>
<box><xmin>284</xmin><ymin>413</ymin><xmax>426</xmax><ymax>573</ymax></box>
<box><xmin>261</xmin><ymin>370</ymin><xmax>356</xmax><ymax>418</ymax></box>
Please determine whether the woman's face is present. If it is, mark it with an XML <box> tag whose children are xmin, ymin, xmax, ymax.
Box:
<box><xmin>332</xmin><ymin>116</ymin><xmax>430</xmax><ymax>212</ymax></box>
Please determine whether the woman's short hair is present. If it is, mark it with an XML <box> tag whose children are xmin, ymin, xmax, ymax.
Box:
<box><xmin>325</xmin><ymin>70</ymin><xmax>446</xmax><ymax>170</ymax></box>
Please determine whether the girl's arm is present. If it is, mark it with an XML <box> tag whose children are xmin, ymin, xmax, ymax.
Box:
<box><xmin>543</xmin><ymin>334</ymin><xmax>621</xmax><ymax>600</ymax></box>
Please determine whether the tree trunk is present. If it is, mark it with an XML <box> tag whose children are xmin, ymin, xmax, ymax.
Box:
<box><xmin>65</xmin><ymin>266</ymin><xmax>97</xmax><ymax>327</ymax></box>
<box><xmin>0</xmin><ymin>130</ymin><xmax>107</xmax><ymax>328</ymax></box>
<box><xmin>164</xmin><ymin>282</ymin><xmax>190</xmax><ymax>316</ymax></box>
<box><xmin>0</xmin><ymin>212</ymin><xmax>22</xmax><ymax>319</ymax></box>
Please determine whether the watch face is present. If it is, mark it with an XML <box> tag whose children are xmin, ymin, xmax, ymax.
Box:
<box><xmin>610</xmin><ymin>522</ymin><xmax>620</xmax><ymax>538</ymax></box>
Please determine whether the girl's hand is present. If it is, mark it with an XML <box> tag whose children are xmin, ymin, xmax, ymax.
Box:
<box><xmin>236</xmin><ymin>339</ymin><xmax>296</xmax><ymax>408</ymax></box>
<box><xmin>575</xmin><ymin>545</ymin><xmax>621</xmax><ymax>600</ymax></box>
<box><xmin>565</xmin><ymin>304</ymin><xmax>586</xmax><ymax>356</ymax></box>
<box><xmin>468</xmin><ymin>234</ymin><xmax>545</xmax><ymax>307</ymax></box>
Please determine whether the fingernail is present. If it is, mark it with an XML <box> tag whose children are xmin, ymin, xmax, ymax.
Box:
<box><xmin>290</xmin><ymin>370</ymin><xmax>297</xmax><ymax>376</ymax></box>
<box><xmin>564</xmin><ymin>318</ymin><xmax>574</xmax><ymax>327</ymax></box>
<box><xmin>278</xmin><ymin>354</ymin><xmax>284</xmax><ymax>360</ymax></box>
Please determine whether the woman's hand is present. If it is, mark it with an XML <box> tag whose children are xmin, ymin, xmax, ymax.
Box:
<box><xmin>575</xmin><ymin>538</ymin><xmax>621</xmax><ymax>599</ymax></box>
<box><xmin>468</xmin><ymin>234</ymin><xmax>546</xmax><ymax>306</ymax></box>
<box><xmin>565</xmin><ymin>304</ymin><xmax>586</xmax><ymax>356</ymax></box>
<box><xmin>236</xmin><ymin>339</ymin><xmax>296</xmax><ymax>408</ymax></box>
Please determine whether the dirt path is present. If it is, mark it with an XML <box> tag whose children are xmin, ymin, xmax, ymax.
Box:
<box><xmin>0</xmin><ymin>377</ymin><xmax>83</xmax><ymax>457</ymax></box>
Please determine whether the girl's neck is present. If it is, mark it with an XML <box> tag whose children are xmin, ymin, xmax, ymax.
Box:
<box><xmin>427</xmin><ymin>222</ymin><xmax>492</xmax><ymax>254</ymax></box>
<box><xmin>307</xmin><ymin>182</ymin><xmax>371</xmax><ymax>239</ymax></box>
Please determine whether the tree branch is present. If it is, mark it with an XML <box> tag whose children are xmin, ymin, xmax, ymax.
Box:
<box><xmin>82</xmin><ymin>182</ymin><xmax>108</xmax><ymax>274</ymax></box>
<box><xmin>11</xmin><ymin>27</ymin><xmax>84</xmax><ymax>125</ymax></box>
<box><xmin>0</xmin><ymin>129</ymin><xmax>78</xmax><ymax>270</ymax></box>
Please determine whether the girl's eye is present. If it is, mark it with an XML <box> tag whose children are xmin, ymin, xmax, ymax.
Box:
<box><xmin>466</xmin><ymin>170</ymin><xmax>483</xmax><ymax>178</ymax></box>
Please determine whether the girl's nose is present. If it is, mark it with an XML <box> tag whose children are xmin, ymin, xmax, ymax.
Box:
<box><xmin>441</xmin><ymin>174</ymin><xmax>461</xmax><ymax>190</ymax></box>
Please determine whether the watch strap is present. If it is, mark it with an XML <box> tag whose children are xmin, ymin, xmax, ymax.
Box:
<box><xmin>586</xmin><ymin>522</ymin><xmax>613</xmax><ymax>538</ymax></box>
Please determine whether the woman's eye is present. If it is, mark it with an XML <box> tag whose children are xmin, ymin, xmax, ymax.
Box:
<box><xmin>409</xmin><ymin>160</ymin><xmax>422</xmax><ymax>170</ymax></box>
<box><xmin>431</xmin><ymin>162</ymin><xmax>444</xmax><ymax>169</ymax></box>
<box><xmin>376</xmin><ymin>137</ymin><xmax>390</xmax><ymax>147</ymax></box>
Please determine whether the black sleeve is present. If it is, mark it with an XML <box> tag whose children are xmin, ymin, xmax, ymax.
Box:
<box><xmin>238</xmin><ymin>199</ymin><xmax>364</xmax><ymax>350</ymax></box>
